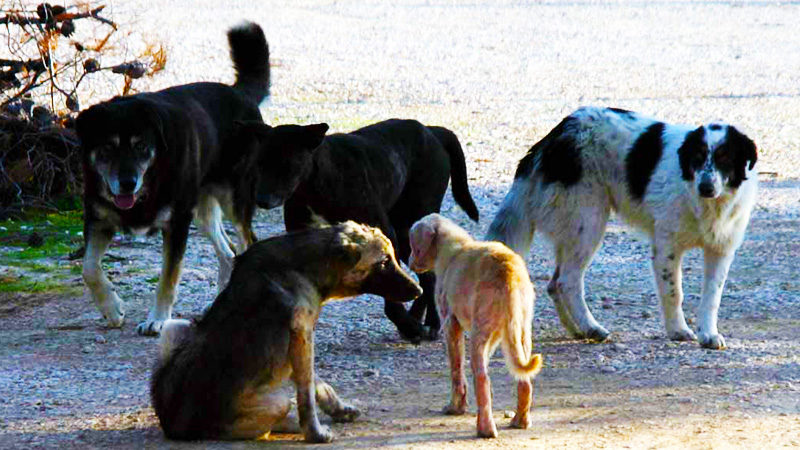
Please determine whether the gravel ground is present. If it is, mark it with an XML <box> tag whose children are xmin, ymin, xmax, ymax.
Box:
<box><xmin>2</xmin><ymin>1</ymin><xmax>800</xmax><ymax>448</ymax></box>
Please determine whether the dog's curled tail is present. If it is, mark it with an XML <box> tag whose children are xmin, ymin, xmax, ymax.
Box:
<box><xmin>429</xmin><ymin>126</ymin><xmax>480</xmax><ymax>222</ymax></box>
<box><xmin>501</xmin><ymin>296</ymin><xmax>543</xmax><ymax>379</ymax></box>
<box><xmin>228</xmin><ymin>22</ymin><xmax>270</xmax><ymax>105</ymax></box>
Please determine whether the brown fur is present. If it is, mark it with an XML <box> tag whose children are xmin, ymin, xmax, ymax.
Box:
<box><xmin>151</xmin><ymin>222</ymin><xmax>422</xmax><ymax>442</ymax></box>
<box><xmin>408</xmin><ymin>214</ymin><xmax>542</xmax><ymax>438</ymax></box>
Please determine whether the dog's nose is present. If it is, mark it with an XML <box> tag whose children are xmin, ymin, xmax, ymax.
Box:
<box><xmin>119</xmin><ymin>176</ymin><xmax>138</xmax><ymax>193</ymax></box>
<box><xmin>698</xmin><ymin>182</ymin><xmax>716</xmax><ymax>198</ymax></box>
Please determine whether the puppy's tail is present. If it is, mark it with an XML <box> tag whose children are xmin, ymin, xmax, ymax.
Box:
<box><xmin>501</xmin><ymin>291</ymin><xmax>543</xmax><ymax>379</ymax></box>
<box><xmin>228</xmin><ymin>22</ymin><xmax>270</xmax><ymax>105</ymax></box>
<box><xmin>428</xmin><ymin>126</ymin><xmax>480</xmax><ymax>222</ymax></box>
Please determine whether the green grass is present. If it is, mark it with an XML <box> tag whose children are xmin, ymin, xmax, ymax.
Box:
<box><xmin>0</xmin><ymin>210</ymin><xmax>84</xmax><ymax>295</ymax></box>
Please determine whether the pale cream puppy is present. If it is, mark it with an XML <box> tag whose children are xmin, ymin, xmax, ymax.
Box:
<box><xmin>408</xmin><ymin>213</ymin><xmax>542</xmax><ymax>438</ymax></box>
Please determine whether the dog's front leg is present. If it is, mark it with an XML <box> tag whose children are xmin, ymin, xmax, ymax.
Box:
<box><xmin>83</xmin><ymin>225</ymin><xmax>125</xmax><ymax>327</ymax></box>
<box><xmin>290</xmin><ymin>311</ymin><xmax>333</xmax><ymax>443</ymax></box>
<box><xmin>651</xmin><ymin>238</ymin><xmax>695</xmax><ymax>342</ymax></box>
<box><xmin>697</xmin><ymin>249</ymin><xmax>735</xmax><ymax>349</ymax></box>
<box><xmin>137</xmin><ymin>214</ymin><xmax>191</xmax><ymax>336</ymax></box>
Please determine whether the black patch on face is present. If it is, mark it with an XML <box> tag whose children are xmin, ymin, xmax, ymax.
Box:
<box><xmin>515</xmin><ymin>115</ymin><xmax>582</xmax><ymax>187</ymax></box>
<box><xmin>716</xmin><ymin>126</ymin><xmax>758</xmax><ymax>189</ymax></box>
<box><xmin>624</xmin><ymin>122</ymin><xmax>665</xmax><ymax>201</ymax></box>
<box><xmin>677</xmin><ymin>126</ymin><xmax>708</xmax><ymax>181</ymax></box>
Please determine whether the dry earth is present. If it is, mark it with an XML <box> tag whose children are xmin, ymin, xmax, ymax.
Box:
<box><xmin>2</xmin><ymin>1</ymin><xmax>800</xmax><ymax>448</ymax></box>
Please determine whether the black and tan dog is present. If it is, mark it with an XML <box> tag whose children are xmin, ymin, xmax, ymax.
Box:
<box><xmin>76</xmin><ymin>23</ymin><xmax>323</xmax><ymax>335</ymax></box>
<box><xmin>151</xmin><ymin>222</ymin><xmax>422</xmax><ymax>442</ymax></box>
<box><xmin>243</xmin><ymin>119</ymin><xmax>480</xmax><ymax>342</ymax></box>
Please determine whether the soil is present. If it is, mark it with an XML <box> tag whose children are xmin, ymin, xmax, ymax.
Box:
<box><xmin>2</xmin><ymin>1</ymin><xmax>800</xmax><ymax>448</ymax></box>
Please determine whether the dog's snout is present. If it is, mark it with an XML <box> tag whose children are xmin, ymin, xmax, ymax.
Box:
<box><xmin>698</xmin><ymin>182</ymin><xmax>716</xmax><ymax>198</ymax></box>
<box><xmin>119</xmin><ymin>175</ymin><xmax>138</xmax><ymax>194</ymax></box>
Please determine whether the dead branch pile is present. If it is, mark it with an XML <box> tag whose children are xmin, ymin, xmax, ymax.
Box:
<box><xmin>0</xmin><ymin>1</ymin><xmax>166</xmax><ymax>218</ymax></box>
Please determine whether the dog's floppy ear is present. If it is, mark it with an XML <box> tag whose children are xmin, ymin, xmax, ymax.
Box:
<box><xmin>726</xmin><ymin>126</ymin><xmax>758</xmax><ymax>188</ymax></box>
<box><xmin>728</xmin><ymin>126</ymin><xmax>758</xmax><ymax>171</ymax></box>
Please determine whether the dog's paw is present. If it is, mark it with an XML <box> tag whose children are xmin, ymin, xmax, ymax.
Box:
<box><xmin>304</xmin><ymin>424</ymin><xmax>334</xmax><ymax>444</ymax></box>
<box><xmin>136</xmin><ymin>319</ymin><xmax>164</xmax><ymax>336</ymax></box>
<box><xmin>442</xmin><ymin>403</ymin><xmax>467</xmax><ymax>416</ymax></box>
<box><xmin>668</xmin><ymin>328</ymin><xmax>697</xmax><ymax>342</ymax></box>
<box><xmin>330</xmin><ymin>404</ymin><xmax>361</xmax><ymax>423</ymax></box>
<box><xmin>477</xmin><ymin>418</ymin><xmax>498</xmax><ymax>438</ymax></box>
<box><xmin>95</xmin><ymin>296</ymin><xmax>125</xmax><ymax>328</ymax></box>
<box><xmin>421</xmin><ymin>325</ymin><xmax>440</xmax><ymax>341</ymax></box>
<box><xmin>698</xmin><ymin>332</ymin><xmax>726</xmax><ymax>350</ymax></box>
<box><xmin>574</xmin><ymin>325</ymin><xmax>610</xmax><ymax>342</ymax></box>
<box><xmin>509</xmin><ymin>411</ymin><xmax>531</xmax><ymax>429</ymax></box>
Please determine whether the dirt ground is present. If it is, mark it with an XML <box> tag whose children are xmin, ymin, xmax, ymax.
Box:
<box><xmin>2</xmin><ymin>1</ymin><xmax>800</xmax><ymax>448</ymax></box>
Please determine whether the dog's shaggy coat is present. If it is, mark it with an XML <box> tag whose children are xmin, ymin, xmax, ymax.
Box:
<box><xmin>409</xmin><ymin>214</ymin><xmax>543</xmax><ymax>438</ymax></box>
<box><xmin>248</xmin><ymin>118</ymin><xmax>480</xmax><ymax>342</ymax></box>
<box><xmin>77</xmin><ymin>22</ymin><xmax>293</xmax><ymax>335</ymax></box>
<box><xmin>151</xmin><ymin>222</ymin><xmax>422</xmax><ymax>442</ymax></box>
<box><xmin>487</xmin><ymin>106</ymin><xmax>758</xmax><ymax>349</ymax></box>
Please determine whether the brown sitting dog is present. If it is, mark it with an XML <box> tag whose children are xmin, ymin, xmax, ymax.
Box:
<box><xmin>151</xmin><ymin>222</ymin><xmax>422</xmax><ymax>443</ymax></box>
<box><xmin>409</xmin><ymin>213</ymin><xmax>543</xmax><ymax>438</ymax></box>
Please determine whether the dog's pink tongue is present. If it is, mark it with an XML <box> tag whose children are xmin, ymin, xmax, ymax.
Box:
<box><xmin>114</xmin><ymin>194</ymin><xmax>136</xmax><ymax>210</ymax></box>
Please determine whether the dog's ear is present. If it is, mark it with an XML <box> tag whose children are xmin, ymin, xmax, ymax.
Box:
<box><xmin>234</xmin><ymin>120</ymin><xmax>273</xmax><ymax>138</ymax></box>
<box><xmin>265</xmin><ymin>123</ymin><xmax>327</xmax><ymax>152</ymax></box>
<box><xmin>301</xmin><ymin>123</ymin><xmax>328</xmax><ymax>150</ymax></box>
<box><xmin>725</xmin><ymin>126</ymin><xmax>758</xmax><ymax>188</ymax></box>
<box><xmin>728</xmin><ymin>126</ymin><xmax>758</xmax><ymax>171</ymax></box>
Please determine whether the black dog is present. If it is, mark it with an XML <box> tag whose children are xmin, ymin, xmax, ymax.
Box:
<box><xmin>245</xmin><ymin>119</ymin><xmax>480</xmax><ymax>342</ymax></box>
<box><xmin>151</xmin><ymin>222</ymin><xmax>422</xmax><ymax>442</ymax></box>
<box><xmin>76</xmin><ymin>22</ymin><xmax>292</xmax><ymax>335</ymax></box>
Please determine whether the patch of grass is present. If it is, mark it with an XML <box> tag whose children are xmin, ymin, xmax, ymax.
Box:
<box><xmin>0</xmin><ymin>276</ymin><xmax>71</xmax><ymax>294</ymax></box>
<box><xmin>0</xmin><ymin>210</ymin><xmax>84</xmax><ymax>294</ymax></box>
<box><xmin>145</xmin><ymin>276</ymin><xmax>159</xmax><ymax>284</ymax></box>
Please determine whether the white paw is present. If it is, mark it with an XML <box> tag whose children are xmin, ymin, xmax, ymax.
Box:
<box><xmin>136</xmin><ymin>319</ymin><xmax>165</xmax><ymax>336</ymax></box>
<box><xmin>698</xmin><ymin>332</ymin><xmax>726</xmax><ymax>350</ymax></box>
<box><xmin>667</xmin><ymin>327</ymin><xmax>697</xmax><ymax>342</ymax></box>
<box><xmin>94</xmin><ymin>294</ymin><xmax>125</xmax><ymax>328</ymax></box>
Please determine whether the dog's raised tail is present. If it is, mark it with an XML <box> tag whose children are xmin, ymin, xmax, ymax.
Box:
<box><xmin>228</xmin><ymin>22</ymin><xmax>270</xmax><ymax>105</ymax></box>
<box><xmin>429</xmin><ymin>126</ymin><xmax>480</xmax><ymax>222</ymax></box>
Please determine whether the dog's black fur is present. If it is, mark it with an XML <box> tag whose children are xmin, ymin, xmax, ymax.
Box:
<box><xmin>77</xmin><ymin>22</ymin><xmax>284</xmax><ymax>335</ymax></box>
<box><xmin>151</xmin><ymin>222</ymin><xmax>422</xmax><ymax>442</ymax></box>
<box><xmin>245</xmin><ymin>118</ymin><xmax>480</xmax><ymax>342</ymax></box>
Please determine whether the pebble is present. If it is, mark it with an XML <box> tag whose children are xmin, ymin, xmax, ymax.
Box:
<box><xmin>94</xmin><ymin>335</ymin><xmax>107</xmax><ymax>344</ymax></box>
<box><xmin>613</xmin><ymin>343</ymin><xmax>628</xmax><ymax>352</ymax></box>
<box><xmin>601</xmin><ymin>366</ymin><xmax>618</xmax><ymax>374</ymax></box>
<box><xmin>504</xmin><ymin>410</ymin><xmax>516</xmax><ymax>419</ymax></box>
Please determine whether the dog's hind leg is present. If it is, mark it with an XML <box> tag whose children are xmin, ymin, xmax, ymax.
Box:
<box><xmin>224</xmin><ymin>391</ymin><xmax>292</xmax><ymax>440</ymax></box>
<box><xmin>137</xmin><ymin>213</ymin><xmax>191</xmax><ymax>336</ymax></box>
<box><xmin>696</xmin><ymin>249</ymin><xmax>735</xmax><ymax>349</ymax></box>
<box><xmin>83</xmin><ymin>225</ymin><xmax>125</xmax><ymax>327</ymax></box>
<box><xmin>548</xmin><ymin>204</ymin><xmax>611</xmax><ymax>342</ymax></box>
<box><xmin>197</xmin><ymin>195</ymin><xmax>236</xmax><ymax>292</ymax></box>
<box><xmin>470</xmin><ymin>327</ymin><xmax>501</xmax><ymax>438</ymax></box>
<box><xmin>442</xmin><ymin>317</ymin><xmax>468</xmax><ymax>415</ymax></box>
<box><xmin>651</xmin><ymin>236</ymin><xmax>696</xmax><ymax>343</ymax></box>
<box><xmin>314</xmin><ymin>377</ymin><xmax>360</xmax><ymax>423</ymax></box>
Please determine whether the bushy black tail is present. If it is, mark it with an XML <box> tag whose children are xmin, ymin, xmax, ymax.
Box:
<box><xmin>429</xmin><ymin>126</ymin><xmax>480</xmax><ymax>222</ymax></box>
<box><xmin>228</xmin><ymin>22</ymin><xmax>270</xmax><ymax>105</ymax></box>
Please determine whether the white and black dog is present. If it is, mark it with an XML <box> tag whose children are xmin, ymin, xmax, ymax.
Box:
<box><xmin>487</xmin><ymin>106</ymin><xmax>758</xmax><ymax>349</ymax></box>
